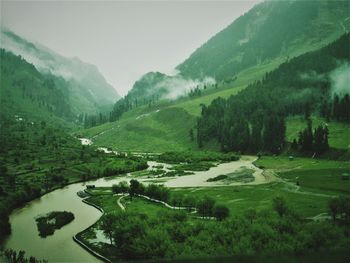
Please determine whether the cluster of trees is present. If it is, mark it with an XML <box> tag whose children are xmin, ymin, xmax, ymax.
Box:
<box><xmin>321</xmin><ymin>93</ymin><xmax>350</xmax><ymax>123</ymax></box>
<box><xmin>35</xmin><ymin>211</ymin><xmax>75</xmax><ymax>237</ymax></box>
<box><xmin>197</xmin><ymin>97</ymin><xmax>286</xmax><ymax>153</ymax></box>
<box><xmin>113</xmin><ymin>180</ymin><xmax>169</xmax><ymax>201</ymax></box>
<box><xmin>197</xmin><ymin>34</ymin><xmax>349</xmax><ymax>153</ymax></box>
<box><xmin>188</xmin><ymin>86</ymin><xmax>203</xmax><ymax>98</ymax></box>
<box><xmin>109</xmin><ymin>95</ymin><xmax>161</xmax><ymax>122</ymax></box>
<box><xmin>292</xmin><ymin>118</ymin><xmax>329</xmax><ymax>153</ymax></box>
<box><xmin>328</xmin><ymin>196</ymin><xmax>350</xmax><ymax>221</ymax></box>
<box><xmin>112</xmin><ymin>180</ymin><xmax>230</xmax><ymax>220</ymax></box>
<box><xmin>76</xmin><ymin>113</ymin><xmax>109</xmax><ymax>128</ymax></box>
<box><xmin>98</xmin><ymin>195</ymin><xmax>350</xmax><ymax>261</ymax></box>
<box><xmin>2</xmin><ymin>249</ymin><xmax>48</xmax><ymax>263</ymax></box>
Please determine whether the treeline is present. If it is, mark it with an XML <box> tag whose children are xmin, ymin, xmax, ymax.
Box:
<box><xmin>197</xmin><ymin>34</ymin><xmax>349</xmax><ymax>153</ymax></box>
<box><xmin>111</xmin><ymin>180</ymin><xmax>230</xmax><ymax>220</ymax></box>
<box><xmin>109</xmin><ymin>95</ymin><xmax>160</xmax><ymax>122</ymax></box>
<box><xmin>157</xmin><ymin>151</ymin><xmax>239</xmax><ymax>164</ymax></box>
<box><xmin>197</xmin><ymin>97</ymin><xmax>286</xmax><ymax>153</ymax></box>
<box><xmin>292</xmin><ymin>118</ymin><xmax>329</xmax><ymax>153</ymax></box>
<box><xmin>321</xmin><ymin>93</ymin><xmax>350</xmax><ymax>123</ymax></box>
<box><xmin>76</xmin><ymin>113</ymin><xmax>109</xmax><ymax>128</ymax></box>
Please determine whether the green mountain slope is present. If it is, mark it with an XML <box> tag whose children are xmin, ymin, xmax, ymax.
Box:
<box><xmin>82</xmin><ymin>34</ymin><xmax>350</xmax><ymax>153</ymax></box>
<box><xmin>0</xmin><ymin>49</ymin><xmax>75</xmax><ymax>123</ymax></box>
<box><xmin>113</xmin><ymin>0</ymin><xmax>349</xmax><ymax>121</ymax></box>
<box><xmin>177</xmin><ymin>0</ymin><xmax>349</xmax><ymax>81</ymax></box>
<box><xmin>1</xmin><ymin>30</ymin><xmax>120</xmax><ymax>114</ymax></box>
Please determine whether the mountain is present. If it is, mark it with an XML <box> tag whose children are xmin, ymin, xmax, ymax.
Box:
<box><xmin>196</xmin><ymin>33</ymin><xmax>350</xmax><ymax>153</ymax></box>
<box><xmin>117</xmin><ymin>0</ymin><xmax>349</xmax><ymax>115</ymax></box>
<box><xmin>0</xmin><ymin>49</ymin><xmax>74</xmax><ymax>122</ymax></box>
<box><xmin>1</xmin><ymin>30</ymin><xmax>120</xmax><ymax>114</ymax></box>
<box><xmin>83</xmin><ymin>33</ymin><xmax>350</xmax><ymax>153</ymax></box>
<box><xmin>177</xmin><ymin>0</ymin><xmax>350</xmax><ymax>81</ymax></box>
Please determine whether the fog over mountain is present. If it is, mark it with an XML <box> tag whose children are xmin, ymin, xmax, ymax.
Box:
<box><xmin>1</xmin><ymin>0</ymin><xmax>261</xmax><ymax>96</ymax></box>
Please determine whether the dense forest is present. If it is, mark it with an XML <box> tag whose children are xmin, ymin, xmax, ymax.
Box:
<box><xmin>197</xmin><ymin>34</ymin><xmax>350</xmax><ymax>153</ymax></box>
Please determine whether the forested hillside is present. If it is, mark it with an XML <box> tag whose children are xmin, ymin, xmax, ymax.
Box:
<box><xmin>0</xmin><ymin>49</ymin><xmax>74</xmax><ymax>121</ymax></box>
<box><xmin>107</xmin><ymin>0</ymin><xmax>349</xmax><ymax>127</ymax></box>
<box><xmin>197</xmin><ymin>34</ymin><xmax>350</xmax><ymax>153</ymax></box>
<box><xmin>1</xmin><ymin>30</ymin><xmax>120</xmax><ymax>115</ymax></box>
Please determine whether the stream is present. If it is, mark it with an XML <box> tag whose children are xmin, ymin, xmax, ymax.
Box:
<box><xmin>4</xmin><ymin>140</ymin><xmax>269</xmax><ymax>262</ymax></box>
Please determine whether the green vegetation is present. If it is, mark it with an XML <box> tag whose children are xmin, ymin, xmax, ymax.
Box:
<box><xmin>196</xmin><ymin>34</ymin><xmax>349</xmax><ymax>154</ymax></box>
<box><xmin>0</xmin><ymin>117</ymin><xmax>147</xmax><ymax>242</ymax></box>
<box><xmin>177</xmin><ymin>0</ymin><xmax>348</xmax><ymax>80</ymax></box>
<box><xmin>207</xmin><ymin>169</ymin><xmax>255</xmax><ymax>183</ymax></box>
<box><xmin>286</xmin><ymin>116</ymin><xmax>350</xmax><ymax>151</ymax></box>
<box><xmin>2</xmin><ymin>249</ymin><xmax>48</xmax><ymax>263</ymax></box>
<box><xmin>173</xmin><ymin>162</ymin><xmax>215</xmax><ymax>171</ymax></box>
<box><xmin>255</xmin><ymin>156</ymin><xmax>350</xmax><ymax>195</ymax></box>
<box><xmin>81</xmin><ymin>184</ymin><xmax>350</xmax><ymax>262</ymax></box>
<box><xmin>157</xmin><ymin>151</ymin><xmax>239</xmax><ymax>163</ymax></box>
<box><xmin>206</xmin><ymin>174</ymin><xmax>228</xmax><ymax>182</ymax></box>
<box><xmin>35</xmin><ymin>211</ymin><xmax>74</xmax><ymax>237</ymax></box>
<box><xmin>2</xmin><ymin>30</ymin><xmax>119</xmax><ymax>115</ymax></box>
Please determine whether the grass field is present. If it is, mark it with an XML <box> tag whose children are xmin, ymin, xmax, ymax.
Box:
<box><xmin>174</xmin><ymin>183</ymin><xmax>331</xmax><ymax>218</ymax></box>
<box><xmin>255</xmin><ymin>156</ymin><xmax>350</xmax><ymax>195</ymax></box>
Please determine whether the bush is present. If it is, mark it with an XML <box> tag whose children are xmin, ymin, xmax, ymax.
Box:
<box><xmin>213</xmin><ymin>205</ymin><xmax>230</xmax><ymax>220</ymax></box>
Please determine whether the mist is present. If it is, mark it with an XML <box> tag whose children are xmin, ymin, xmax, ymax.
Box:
<box><xmin>330</xmin><ymin>62</ymin><xmax>350</xmax><ymax>96</ymax></box>
<box><xmin>157</xmin><ymin>75</ymin><xmax>216</xmax><ymax>100</ymax></box>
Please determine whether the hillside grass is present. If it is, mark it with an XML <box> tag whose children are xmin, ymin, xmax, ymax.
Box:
<box><xmin>173</xmin><ymin>59</ymin><xmax>282</xmax><ymax>116</ymax></box>
<box><xmin>83</xmin><ymin>107</ymin><xmax>198</xmax><ymax>152</ymax></box>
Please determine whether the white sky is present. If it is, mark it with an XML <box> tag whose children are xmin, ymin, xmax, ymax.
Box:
<box><xmin>1</xmin><ymin>0</ymin><xmax>262</xmax><ymax>96</ymax></box>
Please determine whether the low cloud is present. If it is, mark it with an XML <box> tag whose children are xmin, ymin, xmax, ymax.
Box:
<box><xmin>299</xmin><ymin>70</ymin><xmax>328</xmax><ymax>82</ymax></box>
<box><xmin>330</xmin><ymin>62</ymin><xmax>350</xmax><ymax>96</ymax></box>
<box><xmin>157</xmin><ymin>75</ymin><xmax>216</xmax><ymax>100</ymax></box>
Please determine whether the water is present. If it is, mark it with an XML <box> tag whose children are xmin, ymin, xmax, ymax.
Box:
<box><xmin>4</xmin><ymin>182</ymin><xmax>102</xmax><ymax>262</ymax></box>
<box><xmin>4</xmin><ymin>156</ymin><xmax>267</xmax><ymax>262</ymax></box>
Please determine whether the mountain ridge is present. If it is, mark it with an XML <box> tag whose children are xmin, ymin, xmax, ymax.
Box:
<box><xmin>1</xmin><ymin>29</ymin><xmax>120</xmax><ymax>114</ymax></box>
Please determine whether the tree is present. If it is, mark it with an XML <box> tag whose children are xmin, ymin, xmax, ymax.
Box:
<box><xmin>101</xmin><ymin>213</ymin><xmax>116</xmax><ymax>244</ymax></box>
<box><xmin>112</xmin><ymin>181</ymin><xmax>129</xmax><ymax>194</ymax></box>
<box><xmin>273</xmin><ymin>196</ymin><xmax>288</xmax><ymax>217</ymax></box>
<box><xmin>129</xmin><ymin>179</ymin><xmax>141</xmax><ymax>199</ymax></box>
<box><xmin>213</xmin><ymin>205</ymin><xmax>230</xmax><ymax>221</ymax></box>
<box><xmin>189</xmin><ymin>128</ymin><xmax>194</xmax><ymax>142</ymax></box>
<box><xmin>183</xmin><ymin>195</ymin><xmax>196</xmax><ymax>211</ymax></box>
<box><xmin>197</xmin><ymin>196</ymin><xmax>215</xmax><ymax>217</ymax></box>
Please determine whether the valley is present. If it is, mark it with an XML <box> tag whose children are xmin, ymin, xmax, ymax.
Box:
<box><xmin>1</xmin><ymin>0</ymin><xmax>350</xmax><ymax>262</ymax></box>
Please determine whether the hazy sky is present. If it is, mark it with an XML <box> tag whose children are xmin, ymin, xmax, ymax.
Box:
<box><xmin>1</xmin><ymin>0</ymin><xmax>262</xmax><ymax>96</ymax></box>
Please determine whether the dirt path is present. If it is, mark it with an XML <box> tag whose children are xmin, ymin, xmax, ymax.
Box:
<box><xmin>116</xmin><ymin>195</ymin><xmax>126</xmax><ymax>211</ymax></box>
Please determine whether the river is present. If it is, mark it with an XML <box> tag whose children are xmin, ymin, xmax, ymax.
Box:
<box><xmin>4</xmin><ymin>143</ymin><xmax>269</xmax><ymax>262</ymax></box>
